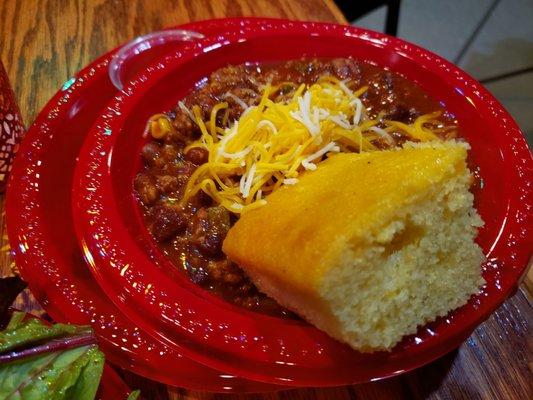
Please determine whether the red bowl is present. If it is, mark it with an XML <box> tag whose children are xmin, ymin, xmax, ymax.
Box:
<box><xmin>6</xmin><ymin>18</ymin><xmax>289</xmax><ymax>392</ymax></box>
<box><xmin>72</xmin><ymin>18</ymin><xmax>533</xmax><ymax>386</ymax></box>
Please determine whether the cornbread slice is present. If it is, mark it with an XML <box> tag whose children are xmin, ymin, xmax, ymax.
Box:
<box><xmin>223</xmin><ymin>141</ymin><xmax>485</xmax><ymax>352</ymax></box>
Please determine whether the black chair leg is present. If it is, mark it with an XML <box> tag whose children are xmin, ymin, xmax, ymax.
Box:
<box><xmin>385</xmin><ymin>0</ymin><xmax>401</xmax><ymax>36</ymax></box>
<box><xmin>334</xmin><ymin>0</ymin><xmax>401</xmax><ymax>37</ymax></box>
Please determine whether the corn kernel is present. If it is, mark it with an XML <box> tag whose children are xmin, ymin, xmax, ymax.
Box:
<box><xmin>150</xmin><ymin>120</ymin><xmax>165</xmax><ymax>139</ymax></box>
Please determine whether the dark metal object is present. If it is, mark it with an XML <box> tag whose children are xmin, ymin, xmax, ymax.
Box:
<box><xmin>453</xmin><ymin>0</ymin><xmax>502</xmax><ymax>64</ymax></box>
<box><xmin>479</xmin><ymin>65</ymin><xmax>533</xmax><ymax>85</ymax></box>
<box><xmin>0</xmin><ymin>276</ymin><xmax>27</xmax><ymax>329</ymax></box>
<box><xmin>335</xmin><ymin>0</ymin><xmax>401</xmax><ymax>36</ymax></box>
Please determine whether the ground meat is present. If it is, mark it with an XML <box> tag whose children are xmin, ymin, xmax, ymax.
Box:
<box><xmin>390</xmin><ymin>131</ymin><xmax>415</xmax><ymax>146</ymax></box>
<box><xmin>385</xmin><ymin>104</ymin><xmax>421</xmax><ymax>123</ymax></box>
<box><xmin>189</xmin><ymin>207</ymin><xmax>231</xmax><ymax>257</ymax></box>
<box><xmin>170</xmin><ymin>108</ymin><xmax>198</xmax><ymax>140</ymax></box>
<box><xmin>190</xmin><ymin>92</ymin><xmax>221</xmax><ymax>120</ymax></box>
<box><xmin>331</xmin><ymin>58</ymin><xmax>362</xmax><ymax>81</ymax></box>
<box><xmin>186</xmin><ymin>263</ymin><xmax>209</xmax><ymax>285</ymax></box>
<box><xmin>135</xmin><ymin>173</ymin><xmax>159</xmax><ymax>205</ymax></box>
<box><xmin>160</xmin><ymin>144</ymin><xmax>180</xmax><ymax>161</ymax></box>
<box><xmin>209</xmin><ymin>65</ymin><xmax>259</xmax><ymax>91</ymax></box>
<box><xmin>231</xmin><ymin>87</ymin><xmax>260</xmax><ymax>106</ymax></box>
<box><xmin>207</xmin><ymin>259</ymin><xmax>244</xmax><ymax>285</ymax></box>
<box><xmin>174</xmin><ymin>163</ymin><xmax>196</xmax><ymax>185</ymax></box>
<box><xmin>156</xmin><ymin>175</ymin><xmax>179</xmax><ymax>194</ymax></box>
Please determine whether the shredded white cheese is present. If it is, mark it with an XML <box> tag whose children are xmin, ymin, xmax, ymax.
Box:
<box><xmin>304</xmin><ymin>141</ymin><xmax>340</xmax><ymax>163</ymax></box>
<box><xmin>224</xmin><ymin>92</ymin><xmax>249</xmax><ymax>110</ymax></box>
<box><xmin>369</xmin><ymin>126</ymin><xmax>394</xmax><ymax>143</ymax></box>
<box><xmin>178</xmin><ymin>101</ymin><xmax>195</xmax><ymax>121</ymax></box>
<box><xmin>216</xmin><ymin>121</ymin><xmax>239</xmax><ymax>160</ymax></box>
<box><xmin>220</xmin><ymin>146</ymin><xmax>252</xmax><ymax>160</ymax></box>
<box><xmin>241</xmin><ymin>163</ymin><xmax>257</xmax><ymax>198</ymax></box>
<box><xmin>351</xmin><ymin>98</ymin><xmax>363</xmax><ymax>125</ymax></box>
<box><xmin>329</xmin><ymin>114</ymin><xmax>352</xmax><ymax>129</ymax></box>
<box><xmin>283</xmin><ymin>178</ymin><xmax>299</xmax><ymax>185</ymax></box>
<box><xmin>339</xmin><ymin>79</ymin><xmax>354</xmax><ymax>96</ymax></box>
<box><xmin>301</xmin><ymin>159</ymin><xmax>318</xmax><ymax>171</ymax></box>
<box><xmin>257</xmin><ymin>120</ymin><xmax>278</xmax><ymax>135</ymax></box>
<box><xmin>289</xmin><ymin>91</ymin><xmax>320</xmax><ymax>136</ymax></box>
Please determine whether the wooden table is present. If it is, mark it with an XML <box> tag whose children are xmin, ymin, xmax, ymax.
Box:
<box><xmin>1</xmin><ymin>1</ymin><xmax>531</xmax><ymax>399</ymax></box>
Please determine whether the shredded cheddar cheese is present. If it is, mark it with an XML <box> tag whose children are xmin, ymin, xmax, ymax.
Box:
<box><xmin>155</xmin><ymin>76</ymin><xmax>446</xmax><ymax>214</ymax></box>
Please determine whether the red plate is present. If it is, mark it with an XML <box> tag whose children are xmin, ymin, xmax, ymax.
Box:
<box><xmin>98</xmin><ymin>364</ymin><xmax>134</xmax><ymax>400</ymax></box>
<box><xmin>6</xmin><ymin>18</ymin><xmax>288</xmax><ymax>392</ymax></box>
<box><xmin>73</xmin><ymin>19</ymin><xmax>533</xmax><ymax>386</ymax></box>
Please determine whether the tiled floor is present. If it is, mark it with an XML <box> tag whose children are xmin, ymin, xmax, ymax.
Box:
<box><xmin>352</xmin><ymin>0</ymin><xmax>533</xmax><ymax>147</ymax></box>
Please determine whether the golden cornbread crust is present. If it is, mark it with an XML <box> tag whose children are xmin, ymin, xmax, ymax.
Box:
<box><xmin>223</xmin><ymin>141</ymin><xmax>485</xmax><ymax>352</ymax></box>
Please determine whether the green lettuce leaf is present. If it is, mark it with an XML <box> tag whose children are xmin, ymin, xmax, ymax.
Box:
<box><xmin>0</xmin><ymin>345</ymin><xmax>104</xmax><ymax>400</ymax></box>
<box><xmin>127</xmin><ymin>390</ymin><xmax>141</xmax><ymax>400</ymax></box>
<box><xmin>0</xmin><ymin>313</ymin><xmax>89</xmax><ymax>354</ymax></box>
<box><xmin>0</xmin><ymin>313</ymin><xmax>105</xmax><ymax>400</ymax></box>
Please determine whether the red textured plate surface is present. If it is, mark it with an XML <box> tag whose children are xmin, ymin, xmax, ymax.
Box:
<box><xmin>73</xmin><ymin>19</ymin><xmax>533</xmax><ymax>386</ymax></box>
<box><xmin>6</xmin><ymin>18</ymin><xmax>287</xmax><ymax>392</ymax></box>
<box><xmin>97</xmin><ymin>364</ymin><xmax>134</xmax><ymax>400</ymax></box>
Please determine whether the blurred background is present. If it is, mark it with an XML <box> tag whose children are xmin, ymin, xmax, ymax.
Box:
<box><xmin>337</xmin><ymin>0</ymin><xmax>533</xmax><ymax>147</ymax></box>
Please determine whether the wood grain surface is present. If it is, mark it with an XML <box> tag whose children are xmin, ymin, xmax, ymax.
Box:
<box><xmin>0</xmin><ymin>1</ymin><xmax>531</xmax><ymax>399</ymax></box>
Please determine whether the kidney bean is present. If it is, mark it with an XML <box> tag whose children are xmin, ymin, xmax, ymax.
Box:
<box><xmin>184</xmin><ymin>147</ymin><xmax>208</xmax><ymax>165</ymax></box>
<box><xmin>151</xmin><ymin>206</ymin><xmax>187</xmax><ymax>242</ymax></box>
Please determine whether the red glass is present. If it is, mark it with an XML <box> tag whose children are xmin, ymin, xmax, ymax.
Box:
<box><xmin>72</xmin><ymin>19</ymin><xmax>533</xmax><ymax>386</ymax></box>
<box><xmin>0</xmin><ymin>61</ymin><xmax>25</xmax><ymax>192</ymax></box>
<box><xmin>5</xmin><ymin>19</ymin><xmax>292</xmax><ymax>392</ymax></box>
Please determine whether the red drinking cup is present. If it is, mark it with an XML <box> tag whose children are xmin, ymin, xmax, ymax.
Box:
<box><xmin>0</xmin><ymin>61</ymin><xmax>25</xmax><ymax>192</ymax></box>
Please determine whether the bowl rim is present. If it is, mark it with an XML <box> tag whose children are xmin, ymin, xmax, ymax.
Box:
<box><xmin>72</xmin><ymin>18</ymin><xmax>533</xmax><ymax>386</ymax></box>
